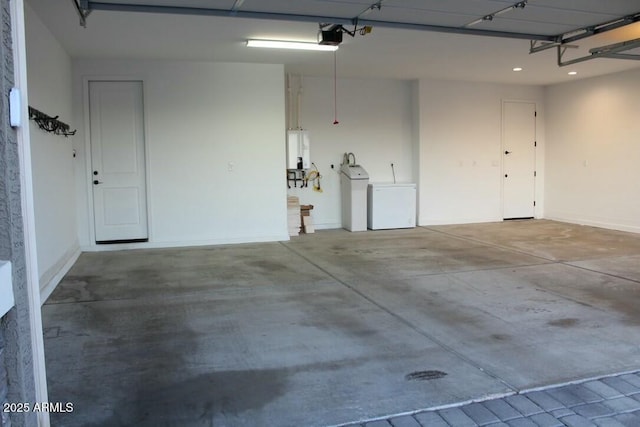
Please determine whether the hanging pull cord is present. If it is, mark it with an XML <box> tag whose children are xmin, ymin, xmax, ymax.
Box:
<box><xmin>333</xmin><ymin>50</ymin><xmax>339</xmax><ymax>125</ymax></box>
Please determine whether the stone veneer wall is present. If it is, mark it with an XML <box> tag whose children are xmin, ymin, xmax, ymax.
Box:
<box><xmin>0</xmin><ymin>331</ymin><xmax>9</xmax><ymax>427</ymax></box>
<box><xmin>0</xmin><ymin>1</ymin><xmax>37</xmax><ymax>426</ymax></box>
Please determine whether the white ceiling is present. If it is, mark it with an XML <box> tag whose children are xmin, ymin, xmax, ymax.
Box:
<box><xmin>26</xmin><ymin>0</ymin><xmax>640</xmax><ymax>85</ymax></box>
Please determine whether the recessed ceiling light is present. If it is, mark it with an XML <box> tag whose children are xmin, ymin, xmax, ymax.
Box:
<box><xmin>246</xmin><ymin>39</ymin><xmax>338</xmax><ymax>52</ymax></box>
<box><xmin>568</xmin><ymin>71</ymin><xmax>578</xmax><ymax>75</ymax></box>
<box><xmin>513</xmin><ymin>67</ymin><xmax>523</xmax><ymax>72</ymax></box>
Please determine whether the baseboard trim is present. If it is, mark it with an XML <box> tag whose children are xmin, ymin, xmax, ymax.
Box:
<box><xmin>314</xmin><ymin>222</ymin><xmax>342</xmax><ymax>230</ymax></box>
<box><xmin>81</xmin><ymin>234</ymin><xmax>291</xmax><ymax>252</ymax></box>
<box><xmin>40</xmin><ymin>247</ymin><xmax>81</xmax><ymax>305</ymax></box>
<box><xmin>418</xmin><ymin>217</ymin><xmax>503</xmax><ymax>226</ymax></box>
<box><xmin>544</xmin><ymin>214</ymin><xmax>640</xmax><ymax>234</ymax></box>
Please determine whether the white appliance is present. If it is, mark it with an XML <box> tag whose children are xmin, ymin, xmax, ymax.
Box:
<box><xmin>341</xmin><ymin>164</ymin><xmax>369</xmax><ymax>231</ymax></box>
<box><xmin>367</xmin><ymin>183</ymin><xmax>417</xmax><ymax>230</ymax></box>
<box><xmin>286</xmin><ymin>130</ymin><xmax>310</xmax><ymax>169</ymax></box>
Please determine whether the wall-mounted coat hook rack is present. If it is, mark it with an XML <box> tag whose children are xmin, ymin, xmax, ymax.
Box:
<box><xmin>28</xmin><ymin>106</ymin><xmax>76</xmax><ymax>137</ymax></box>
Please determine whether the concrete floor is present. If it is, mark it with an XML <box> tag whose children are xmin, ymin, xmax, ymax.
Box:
<box><xmin>42</xmin><ymin>220</ymin><xmax>640</xmax><ymax>426</ymax></box>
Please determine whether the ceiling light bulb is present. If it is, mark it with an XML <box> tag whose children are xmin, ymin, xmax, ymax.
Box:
<box><xmin>568</xmin><ymin>71</ymin><xmax>578</xmax><ymax>75</ymax></box>
<box><xmin>246</xmin><ymin>39</ymin><xmax>338</xmax><ymax>52</ymax></box>
<box><xmin>513</xmin><ymin>67</ymin><xmax>523</xmax><ymax>71</ymax></box>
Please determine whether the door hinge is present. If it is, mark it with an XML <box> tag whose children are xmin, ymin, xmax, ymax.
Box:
<box><xmin>534</xmin><ymin>141</ymin><xmax>537</xmax><ymax>147</ymax></box>
<box><xmin>534</xmin><ymin>201</ymin><xmax>536</xmax><ymax>207</ymax></box>
<box><xmin>534</xmin><ymin>111</ymin><xmax>537</xmax><ymax>117</ymax></box>
<box><xmin>534</xmin><ymin>171</ymin><xmax>537</xmax><ymax>177</ymax></box>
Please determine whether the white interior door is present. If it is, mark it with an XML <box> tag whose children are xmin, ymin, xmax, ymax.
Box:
<box><xmin>503</xmin><ymin>101</ymin><xmax>536</xmax><ymax>219</ymax></box>
<box><xmin>90</xmin><ymin>81</ymin><xmax>148</xmax><ymax>242</ymax></box>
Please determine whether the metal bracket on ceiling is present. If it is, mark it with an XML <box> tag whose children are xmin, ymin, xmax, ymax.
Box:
<box><xmin>555</xmin><ymin>44</ymin><xmax>580</xmax><ymax>66</ymax></box>
<box><xmin>344</xmin><ymin>1</ymin><xmax>383</xmax><ymax>36</ymax></box>
<box><xmin>530</xmin><ymin>40</ymin><xmax>558</xmax><ymax>54</ymax></box>
<box><xmin>465</xmin><ymin>1</ymin><xmax>528</xmax><ymax>28</ymax></box>
<box><xmin>71</xmin><ymin>0</ymin><xmax>92</xmax><ymax>28</ymax></box>
<box><xmin>589</xmin><ymin>38</ymin><xmax>640</xmax><ymax>56</ymax></box>
<box><xmin>355</xmin><ymin>0</ymin><xmax>384</xmax><ymax>21</ymax></box>
<box><xmin>530</xmin><ymin>39</ymin><xmax>578</xmax><ymax>55</ymax></box>
<box><xmin>602</xmin><ymin>53</ymin><xmax>640</xmax><ymax>61</ymax></box>
<box><xmin>529</xmin><ymin>11</ymin><xmax>640</xmax><ymax>67</ymax></box>
<box><xmin>230</xmin><ymin>0</ymin><xmax>245</xmax><ymax>15</ymax></box>
<box><xmin>557</xmin><ymin>38</ymin><xmax>640</xmax><ymax>67</ymax></box>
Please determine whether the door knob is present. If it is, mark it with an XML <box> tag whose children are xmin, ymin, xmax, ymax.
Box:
<box><xmin>93</xmin><ymin>180</ymin><xmax>103</xmax><ymax>185</ymax></box>
<box><xmin>504</xmin><ymin>150</ymin><xmax>511</xmax><ymax>155</ymax></box>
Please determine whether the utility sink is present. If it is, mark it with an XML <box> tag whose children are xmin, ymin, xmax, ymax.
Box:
<box><xmin>0</xmin><ymin>261</ymin><xmax>14</xmax><ymax>317</ymax></box>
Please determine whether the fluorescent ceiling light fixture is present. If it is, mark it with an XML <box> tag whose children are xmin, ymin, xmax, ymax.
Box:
<box><xmin>246</xmin><ymin>39</ymin><xmax>338</xmax><ymax>51</ymax></box>
<box><xmin>513</xmin><ymin>67</ymin><xmax>523</xmax><ymax>71</ymax></box>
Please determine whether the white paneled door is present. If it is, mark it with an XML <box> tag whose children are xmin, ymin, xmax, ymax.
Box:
<box><xmin>90</xmin><ymin>81</ymin><xmax>148</xmax><ymax>242</ymax></box>
<box><xmin>502</xmin><ymin>101</ymin><xmax>536</xmax><ymax>220</ymax></box>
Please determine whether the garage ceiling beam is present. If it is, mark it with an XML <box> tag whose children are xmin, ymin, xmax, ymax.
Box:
<box><xmin>85</xmin><ymin>1</ymin><xmax>554</xmax><ymax>41</ymax></box>
<box><xmin>88</xmin><ymin>2</ymin><xmax>355</xmax><ymax>26</ymax></box>
<box><xmin>357</xmin><ymin>17</ymin><xmax>552</xmax><ymax>41</ymax></box>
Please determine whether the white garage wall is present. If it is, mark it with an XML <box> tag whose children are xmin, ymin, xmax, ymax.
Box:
<box><xmin>287</xmin><ymin>76</ymin><xmax>414</xmax><ymax>229</ymax></box>
<box><xmin>416</xmin><ymin>79</ymin><xmax>545</xmax><ymax>225</ymax></box>
<box><xmin>545</xmin><ymin>68</ymin><xmax>640</xmax><ymax>233</ymax></box>
<box><xmin>25</xmin><ymin>4</ymin><xmax>80</xmax><ymax>298</ymax></box>
<box><xmin>72</xmin><ymin>60</ymin><xmax>288</xmax><ymax>248</ymax></box>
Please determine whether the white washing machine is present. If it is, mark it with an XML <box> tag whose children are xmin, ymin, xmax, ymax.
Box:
<box><xmin>367</xmin><ymin>183</ymin><xmax>416</xmax><ymax>230</ymax></box>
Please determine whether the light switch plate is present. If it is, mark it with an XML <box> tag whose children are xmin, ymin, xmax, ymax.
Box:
<box><xmin>0</xmin><ymin>261</ymin><xmax>14</xmax><ymax>317</ymax></box>
<box><xmin>9</xmin><ymin>88</ymin><xmax>21</xmax><ymax>127</ymax></box>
